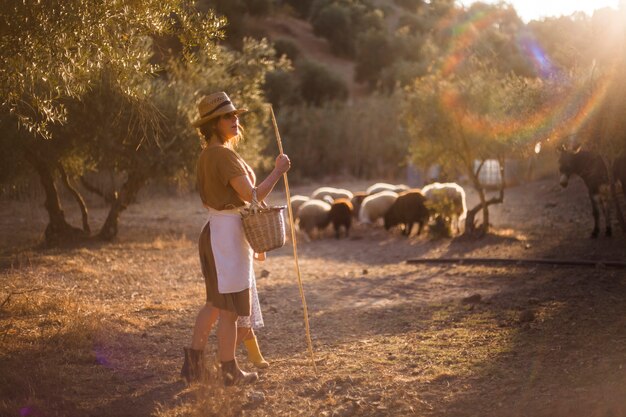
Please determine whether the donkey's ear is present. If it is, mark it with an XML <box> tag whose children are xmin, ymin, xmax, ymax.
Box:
<box><xmin>556</xmin><ymin>144</ymin><xmax>566</xmax><ymax>153</ymax></box>
<box><xmin>572</xmin><ymin>143</ymin><xmax>582</xmax><ymax>153</ymax></box>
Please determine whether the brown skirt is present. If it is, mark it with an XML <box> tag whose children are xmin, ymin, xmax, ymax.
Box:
<box><xmin>199</xmin><ymin>221</ymin><xmax>251</xmax><ymax>316</ymax></box>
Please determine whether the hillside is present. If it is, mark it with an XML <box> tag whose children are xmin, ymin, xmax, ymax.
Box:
<box><xmin>246</xmin><ymin>0</ymin><xmax>416</xmax><ymax>101</ymax></box>
<box><xmin>248</xmin><ymin>12</ymin><xmax>368</xmax><ymax>99</ymax></box>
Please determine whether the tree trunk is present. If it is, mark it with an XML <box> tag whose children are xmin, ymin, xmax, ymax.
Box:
<box><xmin>22</xmin><ymin>147</ymin><xmax>86</xmax><ymax>246</ymax></box>
<box><xmin>464</xmin><ymin>160</ymin><xmax>487</xmax><ymax>236</ymax></box>
<box><xmin>98</xmin><ymin>169</ymin><xmax>147</xmax><ymax>241</ymax></box>
<box><xmin>463</xmin><ymin>158</ymin><xmax>506</xmax><ymax>238</ymax></box>
<box><xmin>80</xmin><ymin>175</ymin><xmax>117</xmax><ymax>204</ymax></box>
<box><xmin>58</xmin><ymin>163</ymin><xmax>91</xmax><ymax>234</ymax></box>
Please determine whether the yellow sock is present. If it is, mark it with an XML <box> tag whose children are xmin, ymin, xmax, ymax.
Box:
<box><xmin>244</xmin><ymin>337</ymin><xmax>269</xmax><ymax>369</ymax></box>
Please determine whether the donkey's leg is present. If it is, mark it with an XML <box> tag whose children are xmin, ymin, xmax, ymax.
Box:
<box><xmin>590</xmin><ymin>193</ymin><xmax>600</xmax><ymax>238</ymax></box>
<box><xmin>600</xmin><ymin>191</ymin><xmax>612</xmax><ymax>236</ymax></box>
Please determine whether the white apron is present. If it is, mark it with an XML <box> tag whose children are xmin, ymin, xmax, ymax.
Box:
<box><xmin>204</xmin><ymin>207</ymin><xmax>254</xmax><ymax>294</ymax></box>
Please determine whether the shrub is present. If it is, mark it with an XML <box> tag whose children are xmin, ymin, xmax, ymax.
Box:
<box><xmin>247</xmin><ymin>0</ymin><xmax>274</xmax><ymax>16</ymax></box>
<box><xmin>281</xmin><ymin>0</ymin><xmax>316</xmax><ymax>18</ymax></box>
<box><xmin>297</xmin><ymin>60</ymin><xmax>348</xmax><ymax>106</ymax></box>
<box><xmin>397</xmin><ymin>13</ymin><xmax>427</xmax><ymax>34</ymax></box>
<box><xmin>276</xmin><ymin>93</ymin><xmax>409</xmax><ymax>180</ymax></box>
<box><xmin>264</xmin><ymin>69</ymin><xmax>302</xmax><ymax>108</ymax></box>
<box><xmin>393</xmin><ymin>0</ymin><xmax>424</xmax><ymax>12</ymax></box>
<box><xmin>355</xmin><ymin>30</ymin><xmax>395</xmax><ymax>87</ymax></box>
<box><xmin>379</xmin><ymin>60</ymin><xmax>428</xmax><ymax>92</ymax></box>
<box><xmin>311</xmin><ymin>3</ymin><xmax>354</xmax><ymax>56</ymax></box>
<box><xmin>273</xmin><ymin>38</ymin><xmax>301</xmax><ymax>61</ymax></box>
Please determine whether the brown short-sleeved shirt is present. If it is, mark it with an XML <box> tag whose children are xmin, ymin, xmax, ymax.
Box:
<box><xmin>196</xmin><ymin>146</ymin><xmax>255</xmax><ymax>210</ymax></box>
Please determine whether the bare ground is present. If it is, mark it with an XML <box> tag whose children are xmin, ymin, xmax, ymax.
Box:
<box><xmin>1</xmin><ymin>177</ymin><xmax>626</xmax><ymax>417</ymax></box>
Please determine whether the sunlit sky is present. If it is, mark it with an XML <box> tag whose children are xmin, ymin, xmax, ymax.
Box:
<box><xmin>458</xmin><ymin>0</ymin><xmax>620</xmax><ymax>23</ymax></box>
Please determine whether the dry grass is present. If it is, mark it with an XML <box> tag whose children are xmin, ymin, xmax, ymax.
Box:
<box><xmin>2</xmin><ymin>179</ymin><xmax>626</xmax><ymax>416</ymax></box>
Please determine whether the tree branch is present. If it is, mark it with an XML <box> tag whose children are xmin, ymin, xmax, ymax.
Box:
<box><xmin>58</xmin><ymin>163</ymin><xmax>90</xmax><ymax>234</ymax></box>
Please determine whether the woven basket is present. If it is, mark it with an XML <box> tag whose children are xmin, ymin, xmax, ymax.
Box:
<box><xmin>241</xmin><ymin>188</ymin><xmax>286</xmax><ymax>253</ymax></box>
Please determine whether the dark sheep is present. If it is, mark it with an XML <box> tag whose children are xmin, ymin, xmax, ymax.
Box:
<box><xmin>329</xmin><ymin>198</ymin><xmax>353</xmax><ymax>239</ymax></box>
<box><xmin>383</xmin><ymin>190</ymin><xmax>430</xmax><ymax>237</ymax></box>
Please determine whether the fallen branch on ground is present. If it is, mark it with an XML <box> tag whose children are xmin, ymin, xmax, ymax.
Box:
<box><xmin>406</xmin><ymin>257</ymin><xmax>626</xmax><ymax>268</ymax></box>
<box><xmin>0</xmin><ymin>287</ymin><xmax>44</xmax><ymax>309</ymax></box>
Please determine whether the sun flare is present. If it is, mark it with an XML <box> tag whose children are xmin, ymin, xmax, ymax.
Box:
<box><xmin>459</xmin><ymin>0</ymin><xmax>620</xmax><ymax>22</ymax></box>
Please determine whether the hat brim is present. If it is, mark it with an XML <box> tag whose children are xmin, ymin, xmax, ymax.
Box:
<box><xmin>192</xmin><ymin>108</ymin><xmax>248</xmax><ymax>128</ymax></box>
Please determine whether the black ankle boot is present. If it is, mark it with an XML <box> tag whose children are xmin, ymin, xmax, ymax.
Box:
<box><xmin>221</xmin><ymin>359</ymin><xmax>258</xmax><ymax>386</ymax></box>
<box><xmin>181</xmin><ymin>348</ymin><xmax>205</xmax><ymax>384</ymax></box>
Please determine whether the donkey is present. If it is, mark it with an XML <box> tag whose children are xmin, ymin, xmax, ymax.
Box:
<box><xmin>557</xmin><ymin>145</ymin><xmax>612</xmax><ymax>238</ymax></box>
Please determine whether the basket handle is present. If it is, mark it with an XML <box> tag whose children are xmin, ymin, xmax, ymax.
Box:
<box><xmin>250</xmin><ymin>187</ymin><xmax>269</xmax><ymax>213</ymax></box>
<box><xmin>250</xmin><ymin>188</ymin><xmax>259</xmax><ymax>213</ymax></box>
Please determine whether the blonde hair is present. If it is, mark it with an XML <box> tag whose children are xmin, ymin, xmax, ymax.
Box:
<box><xmin>198</xmin><ymin>117</ymin><xmax>244</xmax><ymax>149</ymax></box>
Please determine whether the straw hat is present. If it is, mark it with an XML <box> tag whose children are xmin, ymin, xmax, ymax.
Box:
<box><xmin>192</xmin><ymin>92</ymin><xmax>248</xmax><ymax>128</ymax></box>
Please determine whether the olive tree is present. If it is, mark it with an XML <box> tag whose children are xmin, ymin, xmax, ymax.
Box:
<box><xmin>0</xmin><ymin>1</ymin><xmax>283</xmax><ymax>244</ymax></box>
<box><xmin>0</xmin><ymin>0</ymin><xmax>226</xmax><ymax>244</ymax></box>
<box><xmin>403</xmin><ymin>63</ymin><xmax>544</xmax><ymax>236</ymax></box>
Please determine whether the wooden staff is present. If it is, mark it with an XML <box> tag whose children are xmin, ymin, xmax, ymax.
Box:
<box><xmin>269</xmin><ymin>105</ymin><xmax>318</xmax><ymax>374</ymax></box>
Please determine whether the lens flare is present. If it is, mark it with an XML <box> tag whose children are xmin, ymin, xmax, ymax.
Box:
<box><xmin>517</xmin><ymin>36</ymin><xmax>558</xmax><ymax>78</ymax></box>
<box><xmin>429</xmin><ymin>7</ymin><xmax>616</xmax><ymax>145</ymax></box>
<box><xmin>93</xmin><ymin>341</ymin><xmax>112</xmax><ymax>368</ymax></box>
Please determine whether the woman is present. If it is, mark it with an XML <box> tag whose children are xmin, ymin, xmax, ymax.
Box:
<box><xmin>181</xmin><ymin>91</ymin><xmax>290</xmax><ymax>386</ymax></box>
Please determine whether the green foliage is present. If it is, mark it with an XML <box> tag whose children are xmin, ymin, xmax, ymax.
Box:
<box><xmin>281</xmin><ymin>0</ymin><xmax>316</xmax><ymax>18</ymax></box>
<box><xmin>0</xmin><ymin>0</ymin><xmax>285</xmax><ymax>242</ymax></box>
<box><xmin>393</xmin><ymin>30</ymin><xmax>427</xmax><ymax>62</ymax></box>
<box><xmin>311</xmin><ymin>2</ymin><xmax>354</xmax><ymax>56</ymax></box>
<box><xmin>264</xmin><ymin>70</ymin><xmax>302</xmax><ymax>108</ymax></box>
<box><xmin>428</xmin><ymin>0</ymin><xmax>455</xmax><ymax>19</ymax></box>
<box><xmin>246</xmin><ymin>0</ymin><xmax>275</xmax><ymax>16</ymax></box>
<box><xmin>527</xmin><ymin>16</ymin><xmax>594</xmax><ymax>71</ymax></box>
<box><xmin>0</xmin><ymin>0</ymin><xmax>225</xmax><ymax>139</ymax></box>
<box><xmin>379</xmin><ymin>60</ymin><xmax>428</xmax><ymax>92</ymax></box>
<box><xmin>273</xmin><ymin>38</ymin><xmax>302</xmax><ymax>62</ymax></box>
<box><xmin>201</xmin><ymin>0</ymin><xmax>275</xmax><ymax>49</ymax></box>
<box><xmin>403</xmin><ymin>61</ymin><xmax>545</xmax><ymax>177</ymax></box>
<box><xmin>163</xmin><ymin>37</ymin><xmax>287</xmax><ymax>172</ymax></box>
<box><xmin>297</xmin><ymin>60</ymin><xmax>348</xmax><ymax>106</ymax></box>
<box><xmin>577</xmin><ymin>7</ymin><xmax>626</xmax><ymax>157</ymax></box>
<box><xmin>393</xmin><ymin>0</ymin><xmax>424</xmax><ymax>13</ymax></box>
<box><xmin>276</xmin><ymin>93</ymin><xmax>409</xmax><ymax>180</ymax></box>
<box><xmin>397</xmin><ymin>13</ymin><xmax>428</xmax><ymax>34</ymax></box>
<box><xmin>435</xmin><ymin>3</ymin><xmax>535</xmax><ymax>78</ymax></box>
<box><xmin>310</xmin><ymin>0</ymin><xmax>385</xmax><ymax>57</ymax></box>
<box><xmin>355</xmin><ymin>30</ymin><xmax>396</xmax><ymax>88</ymax></box>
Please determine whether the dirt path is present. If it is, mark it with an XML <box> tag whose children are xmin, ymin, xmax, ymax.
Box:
<box><xmin>1</xmin><ymin>178</ymin><xmax>625</xmax><ymax>416</ymax></box>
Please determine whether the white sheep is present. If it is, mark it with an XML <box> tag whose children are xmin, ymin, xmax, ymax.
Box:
<box><xmin>421</xmin><ymin>182</ymin><xmax>467</xmax><ymax>234</ymax></box>
<box><xmin>358</xmin><ymin>190</ymin><xmax>399</xmax><ymax>224</ymax></box>
<box><xmin>289</xmin><ymin>195</ymin><xmax>310</xmax><ymax>217</ymax></box>
<box><xmin>350</xmin><ymin>191</ymin><xmax>369</xmax><ymax>219</ymax></box>
<box><xmin>296</xmin><ymin>199</ymin><xmax>332</xmax><ymax>240</ymax></box>
<box><xmin>310</xmin><ymin>186</ymin><xmax>354</xmax><ymax>202</ymax></box>
<box><xmin>366</xmin><ymin>182</ymin><xmax>410</xmax><ymax>195</ymax></box>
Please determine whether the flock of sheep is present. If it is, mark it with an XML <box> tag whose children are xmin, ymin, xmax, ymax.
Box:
<box><xmin>287</xmin><ymin>182</ymin><xmax>468</xmax><ymax>240</ymax></box>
